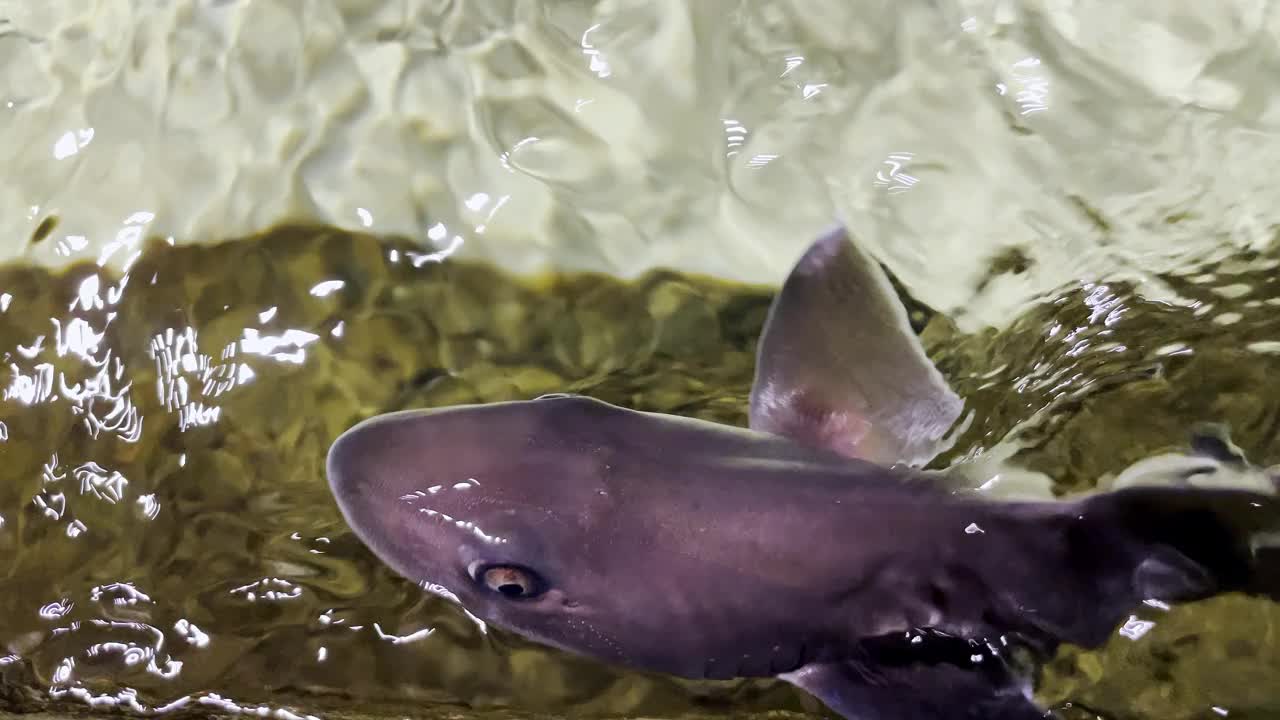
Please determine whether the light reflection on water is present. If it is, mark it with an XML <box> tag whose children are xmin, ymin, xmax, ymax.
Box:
<box><xmin>8</xmin><ymin>1</ymin><xmax>1280</xmax><ymax>315</ymax></box>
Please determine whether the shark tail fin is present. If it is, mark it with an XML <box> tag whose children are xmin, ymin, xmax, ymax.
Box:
<box><xmin>1082</xmin><ymin>484</ymin><xmax>1280</xmax><ymax>605</ymax></box>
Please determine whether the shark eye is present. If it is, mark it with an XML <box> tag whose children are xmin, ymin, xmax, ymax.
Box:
<box><xmin>474</xmin><ymin>564</ymin><xmax>546</xmax><ymax>599</ymax></box>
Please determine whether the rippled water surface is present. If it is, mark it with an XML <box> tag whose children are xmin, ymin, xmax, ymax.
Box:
<box><xmin>5</xmin><ymin>1</ymin><xmax>1280</xmax><ymax>719</ymax></box>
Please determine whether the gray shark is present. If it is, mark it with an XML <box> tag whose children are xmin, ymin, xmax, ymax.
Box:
<box><xmin>327</xmin><ymin>227</ymin><xmax>1280</xmax><ymax>719</ymax></box>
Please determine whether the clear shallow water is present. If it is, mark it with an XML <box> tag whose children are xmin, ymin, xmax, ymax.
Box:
<box><xmin>0</xmin><ymin>225</ymin><xmax>1277</xmax><ymax>720</ymax></box>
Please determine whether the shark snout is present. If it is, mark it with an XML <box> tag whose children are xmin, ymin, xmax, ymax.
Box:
<box><xmin>326</xmin><ymin>411</ymin><xmax>407</xmax><ymax>509</ymax></box>
<box><xmin>326</xmin><ymin>406</ymin><xmax>480</xmax><ymax>506</ymax></box>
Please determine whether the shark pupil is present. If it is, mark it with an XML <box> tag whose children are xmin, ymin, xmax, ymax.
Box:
<box><xmin>481</xmin><ymin>565</ymin><xmax>538</xmax><ymax>598</ymax></box>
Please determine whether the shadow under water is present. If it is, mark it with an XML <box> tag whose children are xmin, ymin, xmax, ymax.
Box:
<box><xmin>0</xmin><ymin>225</ymin><xmax>1277</xmax><ymax>720</ymax></box>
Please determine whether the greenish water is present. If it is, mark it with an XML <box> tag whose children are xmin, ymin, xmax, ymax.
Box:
<box><xmin>0</xmin><ymin>226</ymin><xmax>1278</xmax><ymax>719</ymax></box>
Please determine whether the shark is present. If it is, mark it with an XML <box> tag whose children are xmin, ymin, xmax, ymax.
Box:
<box><xmin>327</xmin><ymin>226</ymin><xmax>1280</xmax><ymax>719</ymax></box>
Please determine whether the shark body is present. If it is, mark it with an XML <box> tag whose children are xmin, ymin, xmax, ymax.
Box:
<box><xmin>329</xmin><ymin>227</ymin><xmax>1280</xmax><ymax>719</ymax></box>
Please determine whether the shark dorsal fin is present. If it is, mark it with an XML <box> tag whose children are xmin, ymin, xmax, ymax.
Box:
<box><xmin>748</xmin><ymin>226</ymin><xmax>963</xmax><ymax>466</ymax></box>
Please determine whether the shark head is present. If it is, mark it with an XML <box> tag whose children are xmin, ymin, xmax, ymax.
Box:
<box><xmin>328</xmin><ymin>393</ymin><xmax>866</xmax><ymax>678</ymax></box>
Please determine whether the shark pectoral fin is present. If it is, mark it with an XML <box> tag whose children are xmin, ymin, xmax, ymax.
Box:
<box><xmin>780</xmin><ymin>660</ymin><xmax>1048</xmax><ymax>720</ymax></box>
<box><xmin>748</xmin><ymin>225</ymin><xmax>964</xmax><ymax>467</ymax></box>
